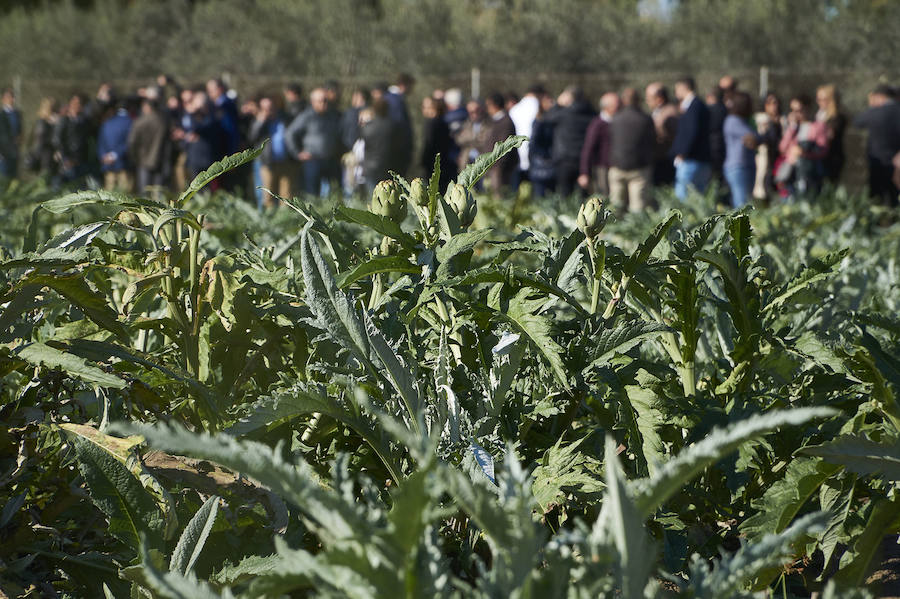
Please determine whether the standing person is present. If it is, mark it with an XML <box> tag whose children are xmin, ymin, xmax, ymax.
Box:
<box><xmin>420</xmin><ymin>96</ymin><xmax>456</xmax><ymax>192</ymax></box>
<box><xmin>53</xmin><ymin>93</ymin><xmax>93</xmax><ymax>186</ymax></box>
<box><xmin>529</xmin><ymin>93</ymin><xmax>557</xmax><ymax>197</ymax></box>
<box><xmin>206</xmin><ymin>78</ymin><xmax>239</xmax><ymax>156</ymax></box>
<box><xmin>443</xmin><ymin>88</ymin><xmax>467</xmax><ymax>170</ymax></box>
<box><xmin>708</xmin><ymin>85</ymin><xmax>729</xmax><ymax>203</ymax></box>
<box><xmin>286</xmin><ymin>88</ymin><xmax>343</xmax><ymax>197</ymax></box>
<box><xmin>645</xmin><ymin>82</ymin><xmax>679</xmax><ymax>186</ymax></box>
<box><xmin>483</xmin><ymin>92</ymin><xmax>517</xmax><ymax>194</ymax></box>
<box><xmin>755</xmin><ymin>92</ymin><xmax>786</xmax><ymax>201</ymax></box>
<box><xmin>670</xmin><ymin>76</ymin><xmax>712</xmax><ymax>201</ymax></box>
<box><xmin>607</xmin><ymin>88</ymin><xmax>656</xmax><ymax>213</ymax></box>
<box><xmin>340</xmin><ymin>88</ymin><xmax>370</xmax><ymax>196</ymax></box>
<box><xmin>26</xmin><ymin>98</ymin><xmax>59</xmax><ymax>178</ymax></box>
<box><xmin>546</xmin><ymin>86</ymin><xmax>596</xmax><ymax>197</ymax></box>
<box><xmin>578</xmin><ymin>92</ymin><xmax>620</xmax><ymax>195</ymax></box>
<box><xmin>128</xmin><ymin>97</ymin><xmax>171</xmax><ymax>194</ymax></box>
<box><xmin>853</xmin><ymin>84</ymin><xmax>900</xmax><ymax>207</ymax></box>
<box><xmin>385</xmin><ymin>73</ymin><xmax>415</xmax><ymax>176</ymax></box>
<box><xmin>777</xmin><ymin>94</ymin><xmax>828</xmax><ymax>199</ymax></box>
<box><xmin>97</xmin><ymin>101</ymin><xmax>133</xmax><ymax>191</ymax></box>
<box><xmin>248</xmin><ymin>95</ymin><xmax>292</xmax><ymax>206</ymax></box>
<box><xmin>455</xmin><ymin>99</ymin><xmax>490</xmax><ymax>174</ymax></box>
<box><xmin>508</xmin><ymin>84</ymin><xmax>545</xmax><ymax>189</ymax></box>
<box><xmin>816</xmin><ymin>84</ymin><xmax>848</xmax><ymax>185</ymax></box>
<box><xmin>361</xmin><ymin>98</ymin><xmax>398</xmax><ymax>194</ymax></box>
<box><xmin>723</xmin><ymin>91</ymin><xmax>760</xmax><ymax>209</ymax></box>
<box><xmin>283</xmin><ymin>83</ymin><xmax>305</xmax><ymax>121</ymax></box>
<box><xmin>181</xmin><ymin>90</ymin><xmax>226</xmax><ymax>182</ymax></box>
<box><xmin>0</xmin><ymin>88</ymin><xmax>23</xmax><ymax>178</ymax></box>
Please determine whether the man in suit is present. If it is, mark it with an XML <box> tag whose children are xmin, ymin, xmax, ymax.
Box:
<box><xmin>0</xmin><ymin>88</ymin><xmax>22</xmax><ymax>178</ymax></box>
<box><xmin>853</xmin><ymin>84</ymin><xmax>900</xmax><ymax>207</ymax></box>
<box><xmin>670</xmin><ymin>76</ymin><xmax>712</xmax><ymax>201</ymax></box>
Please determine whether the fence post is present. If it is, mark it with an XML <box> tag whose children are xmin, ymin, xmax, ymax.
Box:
<box><xmin>471</xmin><ymin>67</ymin><xmax>480</xmax><ymax>100</ymax></box>
<box><xmin>759</xmin><ymin>66</ymin><xmax>769</xmax><ymax>99</ymax></box>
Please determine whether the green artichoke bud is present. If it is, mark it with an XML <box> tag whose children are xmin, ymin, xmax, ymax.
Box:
<box><xmin>410</xmin><ymin>178</ymin><xmax>429</xmax><ymax>207</ymax></box>
<box><xmin>577</xmin><ymin>196</ymin><xmax>609</xmax><ymax>240</ymax></box>
<box><xmin>370</xmin><ymin>180</ymin><xmax>407</xmax><ymax>224</ymax></box>
<box><xmin>379</xmin><ymin>235</ymin><xmax>397</xmax><ymax>256</ymax></box>
<box><xmin>446</xmin><ymin>182</ymin><xmax>477</xmax><ymax>228</ymax></box>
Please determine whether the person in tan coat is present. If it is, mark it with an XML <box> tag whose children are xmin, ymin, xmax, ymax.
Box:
<box><xmin>645</xmin><ymin>82</ymin><xmax>679</xmax><ymax>186</ymax></box>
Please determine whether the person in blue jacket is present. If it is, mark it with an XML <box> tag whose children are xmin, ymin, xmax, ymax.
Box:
<box><xmin>670</xmin><ymin>76</ymin><xmax>712</xmax><ymax>201</ymax></box>
<box><xmin>97</xmin><ymin>100</ymin><xmax>132</xmax><ymax>190</ymax></box>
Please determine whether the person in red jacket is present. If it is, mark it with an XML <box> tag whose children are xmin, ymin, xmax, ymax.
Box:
<box><xmin>578</xmin><ymin>92</ymin><xmax>620</xmax><ymax>195</ymax></box>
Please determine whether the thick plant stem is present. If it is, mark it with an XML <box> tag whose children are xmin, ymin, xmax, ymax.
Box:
<box><xmin>586</xmin><ymin>241</ymin><xmax>601</xmax><ymax>315</ymax></box>
<box><xmin>681</xmin><ymin>361</ymin><xmax>696</xmax><ymax>397</ymax></box>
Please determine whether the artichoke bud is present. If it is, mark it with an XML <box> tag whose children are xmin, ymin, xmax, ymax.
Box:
<box><xmin>117</xmin><ymin>211</ymin><xmax>142</xmax><ymax>228</ymax></box>
<box><xmin>370</xmin><ymin>180</ymin><xmax>407</xmax><ymax>224</ymax></box>
<box><xmin>410</xmin><ymin>178</ymin><xmax>429</xmax><ymax>207</ymax></box>
<box><xmin>577</xmin><ymin>196</ymin><xmax>608</xmax><ymax>240</ymax></box>
<box><xmin>446</xmin><ymin>182</ymin><xmax>477</xmax><ymax>228</ymax></box>
<box><xmin>379</xmin><ymin>236</ymin><xmax>396</xmax><ymax>256</ymax></box>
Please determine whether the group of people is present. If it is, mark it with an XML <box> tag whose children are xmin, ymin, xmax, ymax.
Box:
<box><xmin>2</xmin><ymin>72</ymin><xmax>899</xmax><ymax>211</ymax></box>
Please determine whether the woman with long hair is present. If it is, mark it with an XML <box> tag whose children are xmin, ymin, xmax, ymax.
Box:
<box><xmin>27</xmin><ymin>97</ymin><xmax>60</xmax><ymax>177</ymax></box>
<box><xmin>816</xmin><ymin>84</ymin><xmax>847</xmax><ymax>185</ymax></box>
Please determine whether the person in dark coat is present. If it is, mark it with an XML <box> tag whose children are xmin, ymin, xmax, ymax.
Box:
<box><xmin>0</xmin><ymin>88</ymin><xmax>23</xmax><ymax>178</ymax></box>
<box><xmin>670</xmin><ymin>76</ymin><xmax>712</xmax><ymax>200</ymax></box>
<box><xmin>546</xmin><ymin>86</ymin><xmax>596</xmax><ymax>197</ymax></box>
<box><xmin>129</xmin><ymin>97</ymin><xmax>172</xmax><ymax>194</ymax></box>
<box><xmin>53</xmin><ymin>93</ymin><xmax>93</xmax><ymax>185</ymax></box>
<box><xmin>708</xmin><ymin>85</ymin><xmax>729</xmax><ymax>203</ymax></box>
<box><xmin>607</xmin><ymin>88</ymin><xmax>656</xmax><ymax>213</ymax></box>
<box><xmin>853</xmin><ymin>84</ymin><xmax>900</xmax><ymax>207</ymax></box>
<box><xmin>816</xmin><ymin>84</ymin><xmax>848</xmax><ymax>185</ymax></box>
<box><xmin>361</xmin><ymin>98</ymin><xmax>399</xmax><ymax>194</ymax></box>
<box><xmin>420</xmin><ymin>95</ymin><xmax>456</xmax><ymax>192</ymax></box>
<box><xmin>529</xmin><ymin>94</ymin><xmax>557</xmax><ymax>197</ymax></box>
<box><xmin>27</xmin><ymin>97</ymin><xmax>59</xmax><ymax>178</ymax></box>
<box><xmin>382</xmin><ymin>73</ymin><xmax>415</xmax><ymax>176</ymax></box>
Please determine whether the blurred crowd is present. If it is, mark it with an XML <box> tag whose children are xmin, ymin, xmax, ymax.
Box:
<box><xmin>1</xmin><ymin>73</ymin><xmax>898</xmax><ymax>210</ymax></box>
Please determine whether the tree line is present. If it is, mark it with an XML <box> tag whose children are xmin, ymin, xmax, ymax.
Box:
<box><xmin>1</xmin><ymin>0</ymin><xmax>898</xmax><ymax>83</ymax></box>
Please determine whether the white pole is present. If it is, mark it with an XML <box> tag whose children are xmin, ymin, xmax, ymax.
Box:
<box><xmin>759</xmin><ymin>66</ymin><xmax>769</xmax><ymax>99</ymax></box>
<box><xmin>471</xmin><ymin>68</ymin><xmax>480</xmax><ymax>100</ymax></box>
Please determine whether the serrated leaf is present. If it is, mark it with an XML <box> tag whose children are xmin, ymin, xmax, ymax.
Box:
<box><xmin>586</xmin><ymin>320</ymin><xmax>672</xmax><ymax>369</ymax></box>
<box><xmin>763</xmin><ymin>249</ymin><xmax>848</xmax><ymax>314</ymax></box>
<box><xmin>177</xmin><ymin>143</ymin><xmax>265</xmax><ymax>206</ymax></box>
<box><xmin>334</xmin><ymin>205</ymin><xmax>417</xmax><ymax>248</ymax></box>
<box><xmin>457</xmin><ymin>135</ymin><xmax>526</xmax><ymax>191</ymax></box>
<box><xmin>633</xmin><ymin>408</ymin><xmax>836</xmax><ymax>517</ymax></box>
<box><xmin>802</xmin><ymin>436</ymin><xmax>900</xmax><ymax>481</ymax></box>
<box><xmin>740</xmin><ymin>457</ymin><xmax>840</xmax><ymax>541</ymax></box>
<box><xmin>170</xmin><ymin>495</ymin><xmax>220</xmax><ymax>575</ymax></box>
<box><xmin>335</xmin><ymin>255</ymin><xmax>419</xmax><ymax>289</ymax></box>
<box><xmin>300</xmin><ymin>222</ymin><xmax>370</xmax><ymax>365</ymax></box>
<box><xmin>492</xmin><ymin>287</ymin><xmax>570</xmax><ymax>391</ymax></box>
<box><xmin>16</xmin><ymin>342</ymin><xmax>126</xmax><ymax>388</ymax></box>
<box><xmin>70</xmin><ymin>435</ymin><xmax>164</xmax><ymax>551</ymax></box>
<box><xmin>41</xmin><ymin>189</ymin><xmax>167</xmax><ymax>214</ymax></box>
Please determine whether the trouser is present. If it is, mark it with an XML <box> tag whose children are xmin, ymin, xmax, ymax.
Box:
<box><xmin>724</xmin><ymin>164</ymin><xmax>755</xmax><ymax>209</ymax></box>
<box><xmin>260</xmin><ymin>161</ymin><xmax>297</xmax><ymax>203</ymax></box>
<box><xmin>302</xmin><ymin>158</ymin><xmax>340</xmax><ymax>197</ymax></box>
<box><xmin>137</xmin><ymin>167</ymin><xmax>166</xmax><ymax>195</ymax></box>
<box><xmin>870</xmin><ymin>159</ymin><xmax>899</xmax><ymax>208</ymax></box>
<box><xmin>555</xmin><ymin>159</ymin><xmax>581</xmax><ymax>198</ymax></box>
<box><xmin>104</xmin><ymin>169</ymin><xmax>133</xmax><ymax>192</ymax></box>
<box><xmin>0</xmin><ymin>155</ymin><xmax>17</xmax><ymax>178</ymax></box>
<box><xmin>674</xmin><ymin>160</ymin><xmax>711</xmax><ymax>201</ymax></box>
<box><xmin>591</xmin><ymin>165</ymin><xmax>609</xmax><ymax>196</ymax></box>
<box><xmin>608</xmin><ymin>166</ymin><xmax>653</xmax><ymax>213</ymax></box>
